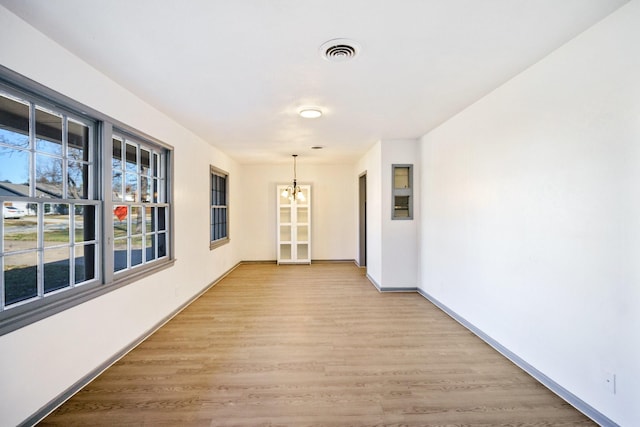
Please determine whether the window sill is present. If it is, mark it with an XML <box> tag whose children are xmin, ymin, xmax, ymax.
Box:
<box><xmin>210</xmin><ymin>237</ymin><xmax>230</xmax><ymax>250</ymax></box>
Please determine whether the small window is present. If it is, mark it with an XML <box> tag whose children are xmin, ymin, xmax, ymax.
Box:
<box><xmin>392</xmin><ymin>164</ymin><xmax>413</xmax><ymax>220</ymax></box>
<box><xmin>210</xmin><ymin>166</ymin><xmax>229</xmax><ymax>249</ymax></box>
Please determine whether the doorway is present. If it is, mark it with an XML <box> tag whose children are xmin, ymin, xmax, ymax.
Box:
<box><xmin>358</xmin><ymin>172</ymin><xmax>367</xmax><ymax>267</ymax></box>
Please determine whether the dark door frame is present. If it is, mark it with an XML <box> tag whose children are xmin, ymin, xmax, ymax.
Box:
<box><xmin>358</xmin><ymin>172</ymin><xmax>367</xmax><ymax>267</ymax></box>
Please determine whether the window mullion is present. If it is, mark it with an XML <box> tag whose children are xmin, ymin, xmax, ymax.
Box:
<box><xmin>62</xmin><ymin>115</ymin><xmax>69</xmax><ymax>199</ymax></box>
<box><xmin>88</xmin><ymin>124</ymin><xmax>95</xmax><ymax>200</ymax></box>
<box><xmin>69</xmin><ymin>202</ymin><xmax>75</xmax><ymax>287</ymax></box>
<box><xmin>160</xmin><ymin>152</ymin><xmax>166</xmax><ymax>203</ymax></box>
<box><xmin>136</xmin><ymin>143</ymin><xmax>141</xmax><ymax>204</ymax></box>
<box><xmin>101</xmin><ymin>123</ymin><xmax>114</xmax><ymax>283</ymax></box>
<box><xmin>28</xmin><ymin>102</ymin><xmax>36</xmax><ymax>198</ymax></box>
<box><xmin>36</xmin><ymin>202</ymin><xmax>44</xmax><ymax>298</ymax></box>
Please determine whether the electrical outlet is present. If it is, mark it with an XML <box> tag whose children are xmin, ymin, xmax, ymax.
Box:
<box><xmin>604</xmin><ymin>371</ymin><xmax>616</xmax><ymax>394</ymax></box>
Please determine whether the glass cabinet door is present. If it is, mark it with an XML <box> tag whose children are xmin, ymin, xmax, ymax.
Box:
<box><xmin>277</xmin><ymin>184</ymin><xmax>310</xmax><ymax>264</ymax></box>
<box><xmin>297</xmin><ymin>225</ymin><xmax>308</xmax><ymax>242</ymax></box>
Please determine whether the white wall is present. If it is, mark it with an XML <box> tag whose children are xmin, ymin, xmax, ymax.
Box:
<box><xmin>357</xmin><ymin>139</ymin><xmax>420</xmax><ymax>289</ymax></box>
<box><xmin>0</xmin><ymin>8</ymin><xmax>241</xmax><ymax>426</ymax></box>
<box><xmin>381</xmin><ymin>139</ymin><xmax>420</xmax><ymax>288</ymax></box>
<box><xmin>419</xmin><ymin>1</ymin><xmax>640</xmax><ymax>425</ymax></box>
<box><xmin>238</xmin><ymin>162</ymin><xmax>357</xmax><ymax>261</ymax></box>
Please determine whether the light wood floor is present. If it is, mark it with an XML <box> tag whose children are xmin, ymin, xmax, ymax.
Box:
<box><xmin>39</xmin><ymin>263</ymin><xmax>595</xmax><ymax>426</ymax></box>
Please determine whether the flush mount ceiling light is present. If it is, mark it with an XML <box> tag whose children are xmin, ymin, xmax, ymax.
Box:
<box><xmin>299</xmin><ymin>108</ymin><xmax>322</xmax><ymax>119</ymax></box>
<box><xmin>320</xmin><ymin>38</ymin><xmax>361</xmax><ymax>62</ymax></box>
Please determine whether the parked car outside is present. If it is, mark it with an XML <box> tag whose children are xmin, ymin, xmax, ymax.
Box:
<box><xmin>3</xmin><ymin>206</ymin><xmax>25</xmax><ymax>219</ymax></box>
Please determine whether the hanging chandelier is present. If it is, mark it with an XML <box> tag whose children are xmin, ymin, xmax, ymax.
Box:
<box><xmin>282</xmin><ymin>154</ymin><xmax>306</xmax><ymax>202</ymax></box>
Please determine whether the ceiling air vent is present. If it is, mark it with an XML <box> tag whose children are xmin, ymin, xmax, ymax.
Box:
<box><xmin>320</xmin><ymin>39</ymin><xmax>361</xmax><ymax>62</ymax></box>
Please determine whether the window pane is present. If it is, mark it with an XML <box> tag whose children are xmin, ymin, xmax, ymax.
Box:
<box><xmin>157</xmin><ymin>207</ymin><xmax>166</xmax><ymax>231</ymax></box>
<box><xmin>131</xmin><ymin>236</ymin><xmax>143</xmax><ymax>266</ymax></box>
<box><xmin>4</xmin><ymin>252</ymin><xmax>37</xmax><ymax>305</ymax></box>
<box><xmin>74</xmin><ymin>244</ymin><xmax>95</xmax><ymax>284</ymax></box>
<box><xmin>145</xmin><ymin>207</ymin><xmax>154</xmax><ymax>233</ymax></box>
<box><xmin>112</xmin><ymin>138</ymin><xmax>123</xmax><ymax>201</ymax></box>
<box><xmin>220</xmin><ymin>208</ymin><xmax>227</xmax><ymax>227</ymax></box>
<box><xmin>112</xmin><ymin>137</ymin><xmax>122</xmax><ymax>165</ymax></box>
<box><xmin>152</xmin><ymin>178</ymin><xmax>159</xmax><ymax>202</ymax></box>
<box><xmin>152</xmin><ymin>153</ymin><xmax>159</xmax><ymax>177</ymax></box>
<box><xmin>68</xmin><ymin>119</ymin><xmax>89</xmax><ymax>162</ymax></box>
<box><xmin>113</xmin><ymin>239</ymin><xmax>127</xmax><ymax>271</ymax></box>
<box><xmin>3</xmin><ymin>205</ymin><xmax>36</xmax><ymax>251</ymax></box>
<box><xmin>0</xmin><ymin>148</ymin><xmax>30</xmax><ymax>189</ymax></box>
<box><xmin>159</xmin><ymin>178</ymin><xmax>166</xmax><ymax>203</ymax></box>
<box><xmin>114</xmin><ymin>238</ymin><xmax>128</xmax><ymax>272</ymax></box>
<box><xmin>125</xmin><ymin>142</ymin><xmax>137</xmax><ymax>173</ymax></box>
<box><xmin>68</xmin><ymin>161</ymin><xmax>88</xmax><ymax>199</ymax></box>
<box><xmin>145</xmin><ymin>235</ymin><xmax>156</xmax><ymax>262</ymax></box>
<box><xmin>74</xmin><ymin>204</ymin><xmax>96</xmax><ymax>242</ymax></box>
<box><xmin>35</xmin><ymin>107</ymin><xmax>63</xmax><ymax>155</ymax></box>
<box><xmin>394</xmin><ymin>167</ymin><xmax>410</xmax><ymax>189</ymax></box>
<box><xmin>141</xmin><ymin>176</ymin><xmax>151</xmax><ymax>203</ymax></box>
<box><xmin>394</xmin><ymin>195</ymin><xmax>410</xmax><ymax>218</ymax></box>
<box><xmin>0</xmin><ymin>93</ymin><xmax>30</xmax><ymax>149</ymax></box>
<box><xmin>219</xmin><ymin>176</ymin><xmax>226</xmax><ymax>205</ymax></box>
<box><xmin>158</xmin><ymin>232</ymin><xmax>167</xmax><ymax>258</ymax></box>
<box><xmin>125</xmin><ymin>172</ymin><xmax>138</xmax><ymax>202</ymax></box>
<box><xmin>112</xmin><ymin>170</ymin><xmax>123</xmax><ymax>201</ymax></box>
<box><xmin>140</xmin><ymin>148</ymin><xmax>151</xmax><ymax>175</ymax></box>
<box><xmin>216</xmin><ymin>177</ymin><xmax>221</xmax><ymax>205</ymax></box>
<box><xmin>44</xmin><ymin>247</ymin><xmax>70</xmax><ymax>293</ymax></box>
<box><xmin>131</xmin><ymin>206</ymin><xmax>142</xmax><ymax>234</ymax></box>
<box><xmin>113</xmin><ymin>205</ymin><xmax>128</xmax><ymax>238</ymax></box>
<box><xmin>36</xmin><ymin>154</ymin><xmax>63</xmax><ymax>198</ymax></box>
<box><xmin>212</xmin><ymin>208</ymin><xmax>218</xmax><ymax>240</ymax></box>
<box><xmin>44</xmin><ymin>203</ymin><xmax>69</xmax><ymax>247</ymax></box>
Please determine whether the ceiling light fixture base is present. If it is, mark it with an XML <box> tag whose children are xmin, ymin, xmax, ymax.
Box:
<box><xmin>299</xmin><ymin>108</ymin><xmax>323</xmax><ymax>119</ymax></box>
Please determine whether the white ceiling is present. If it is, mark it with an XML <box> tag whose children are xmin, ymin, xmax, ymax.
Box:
<box><xmin>0</xmin><ymin>0</ymin><xmax>628</xmax><ymax>164</ymax></box>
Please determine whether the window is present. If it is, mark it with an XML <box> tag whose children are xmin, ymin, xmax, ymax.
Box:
<box><xmin>112</xmin><ymin>134</ymin><xmax>169</xmax><ymax>272</ymax></box>
<box><xmin>210</xmin><ymin>166</ymin><xmax>229</xmax><ymax>249</ymax></box>
<box><xmin>392</xmin><ymin>164</ymin><xmax>413</xmax><ymax>220</ymax></box>
<box><xmin>0</xmin><ymin>70</ymin><xmax>173</xmax><ymax>335</ymax></box>
<box><xmin>0</xmin><ymin>90</ymin><xmax>99</xmax><ymax>309</ymax></box>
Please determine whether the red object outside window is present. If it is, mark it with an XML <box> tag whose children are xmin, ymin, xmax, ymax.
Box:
<box><xmin>114</xmin><ymin>206</ymin><xmax>127</xmax><ymax>221</ymax></box>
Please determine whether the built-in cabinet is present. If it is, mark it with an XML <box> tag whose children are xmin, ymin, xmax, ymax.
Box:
<box><xmin>277</xmin><ymin>184</ymin><xmax>311</xmax><ymax>264</ymax></box>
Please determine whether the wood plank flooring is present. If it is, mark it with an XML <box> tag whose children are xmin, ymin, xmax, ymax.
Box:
<box><xmin>39</xmin><ymin>263</ymin><xmax>595</xmax><ymax>426</ymax></box>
